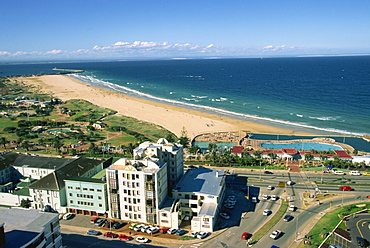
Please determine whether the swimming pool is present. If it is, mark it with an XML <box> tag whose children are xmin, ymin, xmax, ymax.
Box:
<box><xmin>46</xmin><ymin>128</ymin><xmax>71</xmax><ymax>134</ymax></box>
<box><xmin>260</xmin><ymin>142</ymin><xmax>343</xmax><ymax>151</ymax></box>
<box><xmin>192</xmin><ymin>141</ymin><xmax>236</xmax><ymax>149</ymax></box>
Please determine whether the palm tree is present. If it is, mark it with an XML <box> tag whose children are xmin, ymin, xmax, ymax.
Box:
<box><xmin>253</xmin><ymin>150</ymin><xmax>261</xmax><ymax>159</ymax></box>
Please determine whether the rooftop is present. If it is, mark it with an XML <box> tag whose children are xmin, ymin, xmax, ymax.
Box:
<box><xmin>0</xmin><ymin>207</ymin><xmax>58</xmax><ymax>247</ymax></box>
<box><xmin>13</xmin><ymin>154</ymin><xmax>75</xmax><ymax>170</ymax></box>
<box><xmin>175</xmin><ymin>167</ymin><xmax>224</xmax><ymax>196</ymax></box>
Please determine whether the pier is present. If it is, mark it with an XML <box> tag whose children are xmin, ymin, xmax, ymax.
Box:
<box><xmin>52</xmin><ymin>68</ymin><xmax>85</xmax><ymax>73</ymax></box>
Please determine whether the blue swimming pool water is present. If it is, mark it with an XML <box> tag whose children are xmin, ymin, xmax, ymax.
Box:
<box><xmin>260</xmin><ymin>142</ymin><xmax>343</xmax><ymax>151</ymax></box>
<box><xmin>192</xmin><ymin>141</ymin><xmax>236</xmax><ymax>149</ymax></box>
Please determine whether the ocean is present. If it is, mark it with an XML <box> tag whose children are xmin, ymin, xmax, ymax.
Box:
<box><xmin>1</xmin><ymin>56</ymin><xmax>369</xmax><ymax>139</ymax></box>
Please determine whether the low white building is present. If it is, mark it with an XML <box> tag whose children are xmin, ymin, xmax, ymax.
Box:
<box><xmin>158</xmin><ymin>167</ymin><xmax>226</xmax><ymax>232</ymax></box>
<box><xmin>0</xmin><ymin>207</ymin><xmax>62</xmax><ymax>248</ymax></box>
<box><xmin>352</xmin><ymin>155</ymin><xmax>370</xmax><ymax>165</ymax></box>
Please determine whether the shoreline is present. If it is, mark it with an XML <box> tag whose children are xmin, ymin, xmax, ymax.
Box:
<box><xmin>20</xmin><ymin>74</ymin><xmax>337</xmax><ymax>138</ymax></box>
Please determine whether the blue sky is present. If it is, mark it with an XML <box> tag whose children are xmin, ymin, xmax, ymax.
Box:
<box><xmin>1</xmin><ymin>0</ymin><xmax>370</xmax><ymax>61</ymax></box>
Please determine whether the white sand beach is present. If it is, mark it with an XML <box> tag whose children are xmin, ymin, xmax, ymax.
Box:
<box><xmin>21</xmin><ymin>75</ymin><xmax>319</xmax><ymax>138</ymax></box>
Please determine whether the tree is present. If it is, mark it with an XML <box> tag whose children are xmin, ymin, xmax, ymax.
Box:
<box><xmin>253</xmin><ymin>150</ymin><xmax>261</xmax><ymax>159</ymax></box>
<box><xmin>268</xmin><ymin>152</ymin><xmax>276</xmax><ymax>161</ymax></box>
<box><xmin>352</xmin><ymin>149</ymin><xmax>358</xmax><ymax>155</ymax></box>
<box><xmin>165</xmin><ymin>133</ymin><xmax>177</xmax><ymax>143</ymax></box>
<box><xmin>0</xmin><ymin>137</ymin><xmax>9</xmax><ymax>149</ymax></box>
<box><xmin>304</xmin><ymin>153</ymin><xmax>313</xmax><ymax>161</ymax></box>
<box><xmin>20</xmin><ymin>199</ymin><xmax>31</xmax><ymax>208</ymax></box>
<box><xmin>178</xmin><ymin>127</ymin><xmax>190</xmax><ymax>148</ymax></box>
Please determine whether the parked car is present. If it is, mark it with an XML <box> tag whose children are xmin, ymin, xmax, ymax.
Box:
<box><xmin>113</xmin><ymin>221</ymin><xmax>125</xmax><ymax>229</ymax></box>
<box><xmin>87</xmin><ymin>229</ymin><xmax>101</xmax><ymax>235</ymax></box>
<box><xmin>90</xmin><ymin>217</ymin><xmax>100</xmax><ymax>223</ymax></box>
<box><xmin>104</xmin><ymin>232</ymin><xmax>118</xmax><ymax>238</ymax></box>
<box><xmin>241</xmin><ymin>232</ymin><xmax>252</xmax><ymax>240</ymax></box>
<box><xmin>287</xmin><ymin>181</ymin><xmax>295</xmax><ymax>185</ymax></box>
<box><xmin>63</xmin><ymin>213</ymin><xmax>73</xmax><ymax>220</ymax></box>
<box><xmin>129</xmin><ymin>223</ymin><xmax>139</xmax><ymax>230</ymax></box>
<box><xmin>362</xmin><ymin>172</ymin><xmax>370</xmax><ymax>176</ymax></box>
<box><xmin>133</xmin><ymin>224</ymin><xmax>145</xmax><ymax>231</ymax></box>
<box><xmin>147</xmin><ymin>227</ymin><xmax>160</xmax><ymax>234</ymax></box>
<box><xmin>339</xmin><ymin>186</ymin><xmax>353</xmax><ymax>191</ymax></box>
<box><xmin>263</xmin><ymin>209</ymin><xmax>272</xmax><ymax>216</ymax></box>
<box><xmin>191</xmin><ymin>231</ymin><xmax>199</xmax><ymax>238</ymax></box>
<box><xmin>159</xmin><ymin>227</ymin><xmax>170</xmax><ymax>233</ymax></box>
<box><xmin>167</xmin><ymin>228</ymin><xmax>178</xmax><ymax>234</ymax></box>
<box><xmin>219</xmin><ymin>212</ymin><xmax>230</xmax><ymax>219</ymax></box>
<box><xmin>176</xmin><ymin>229</ymin><xmax>187</xmax><ymax>236</ymax></box>
<box><xmin>263</xmin><ymin>194</ymin><xmax>270</xmax><ymax>200</ymax></box>
<box><xmin>95</xmin><ymin>218</ymin><xmax>106</xmax><ymax>226</ymax></box>
<box><xmin>118</xmin><ymin>234</ymin><xmax>132</xmax><ymax>241</ymax></box>
<box><xmin>224</xmin><ymin>203</ymin><xmax>234</xmax><ymax>209</ymax></box>
<box><xmin>140</xmin><ymin>225</ymin><xmax>151</xmax><ymax>233</ymax></box>
<box><xmin>104</xmin><ymin>221</ymin><xmax>116</xmax><ymax>228</ymax></box>
<box><xmin>197</xmin><ymin>231</ymin><xmax>209</xmax><ymax>239</ymax></box>
<box><xmin>251</xmin><ymin>197</ymin><xmax>258</xmax><ymax>203</ymax></box>
<box><xmin>283</xmin><ymin>215</ymin><xmax>294</xmax><ymax>222</ymax></box>
<box><xmin>135</xmin><ymin>236</ymin><xmax>149</xmax><ymax>243</ymax></box>
<box><xmin>264</xmin><ymin>171</ymin><xmax>273</xmax><ymax>174</ymax></box>
<box><xmin>267</xmin><ymin>185</ymin><xmax>274</xmax><ymax>190</ymax></box>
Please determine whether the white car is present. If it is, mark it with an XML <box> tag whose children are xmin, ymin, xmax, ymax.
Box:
<box><xmin>263</xmin><ymin>209</ymin><xmax>271</xmax><ymax>216</ymax></box>
<box><xmin>267</xmin><ymin>185</ymin><xmax>274</xmax><ymax>190</ymax></box>
<box><xmin>269</xmin><ymin>230</ymin><xmax>281</xmax><ymax>239</ymax></box>
<box><xmin>146</xmin><ymin>226</ymin><xmax>159</xmax><ymax>234</ymax></box>
<box><xmin>219</xmin><ymin>212</ymin><xmax>230</xmax><ymax>219</ymax></box>
<box><xmin>349</xmin><ymin>171</ymin><xmax>361</xmax><ymax>176</ymax></box>
<box><xmin>197</xmin><ymin>231</ymin><xmax>209</xmax><ymax>239</ymax></box>
<box><xmin>287</xmin><ymin>181</ymin><xmax>295</xmax><ymax>185</ymax></box>
<box><xmin>271</xmin><ymin>195</ymin><xmax>278</xmax><ymax>201</ymax></box>
<box><xmin>191</xmin><ymin>231</ymin><xmax>199</xmax><ymax>238</ymax></box>
<box><xmin>289</xmin><ymin>205</ymin><xmax>296</xmax><ymax>211</ymax></box>
<box><xmin>251</xmin><ymin>197</ymin><xmax>258</xmax><ymax>203</ymax></box>
<box><xmin>63</xmin><ymin>213</ymin><xmax>73</xmax><ymax>220</ymax></box>
<box><xmin>135</xmin><ymin>236</ymin><xmax>149</xmax><ymax>243</ymax></box>
<box><xmin>167</xmin><ymin>228</ymin><xmax>178</xmax><ymax>234</ymax></box>
<box><xmin>334</xmin><ymin>171</ymin><xmax>345</xmax><ymax>175</ymax></box>
<box><xmin>262</xmin><ymin>194</ymin><xmax>270</xmax><ymax>200</ymax></box>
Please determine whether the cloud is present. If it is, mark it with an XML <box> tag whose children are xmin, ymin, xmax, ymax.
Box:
<box><xmin>0</xmin><ymin>41</ymin><xmax>310</xmax><ymax>61</ymax></box>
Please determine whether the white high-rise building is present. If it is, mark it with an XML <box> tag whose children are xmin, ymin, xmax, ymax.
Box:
<box><xmin>106</xmin><ymin>157</ymin><xmax>168</xmax><ymax>224</ymax></box>
<box><xmin>133</xmin><ymin>138</ymin><xmax>184</xmax><ymax>191</ymax></box>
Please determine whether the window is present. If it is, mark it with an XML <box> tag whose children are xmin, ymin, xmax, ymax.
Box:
<box><xmin>75</xmin><ymin>187</ymin><xmax>80</xmax><ymax>190</ymax></box>
<box><xmin>200</xmin><ymin>196</ymin><xmax>204</xmax><ymax>200</ymax></box>
<box><xmin>69</xmin><ymin>193</ymin><xmax>72</xmax><ymax>197</ymax></box>
<box><xmin>97</xmin><ymin>189</ymin><xmax>102</xmax><ymax>192</ymax></box>
<box><xmin>70</xmin><ymin>200</ymin><xmax>73</xmax><ymax>204</ymax></box>
<box><xmin>90</xmin><ymin>188</ymin><xmax>94</xmax><ymax>192</ymax></box>
<box><xmin>162</xmin><ymin>213</ymin><xmax>168</xmax><ymax>217</ymax></box>
<box><xmin>98</xmin><ymin>196</ymin><xmax>102</xmax><ymax>200</ymax></box>
<box><xmin>185</xmin><ymin>194</ymin><xmax>190</xmax><ymax>199</ymax></box>
<box><xmin>191</xmin><ymin>195</ymin><xmax>198</xmax><ymax>200</ymax></box>
<box><xmin>83</xmin><ymin>188</ymin><xmax>88</xmax><ymax>191</ymax></box>
<box><xmin>99</xmin><ymin>204</ymin><xmax>102</xmax><ymax>207</ymax></box>
<box><xmin>162</xmin><ymin>220</ymin><xmax>169</xmax><ymax>223</ymax></box>
<box><xmin>68</xmin><ymin>186</ymin><xmax>72</xmax><ymax>189</ymax></box>
<box><xmin>204</xmin><ymin>218</ymin><xmax>209</xmax><ymax>222</ymax></box>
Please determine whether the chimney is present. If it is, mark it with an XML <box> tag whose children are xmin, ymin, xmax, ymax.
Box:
<box><xmin>0</xmin><ymin>223</ymin><xmax>6</xmax><ymax>247</ymax></box>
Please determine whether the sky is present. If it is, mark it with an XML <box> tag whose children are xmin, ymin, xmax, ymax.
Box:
<box><xmin>1</xmin><ymin>0</ymin><xmax>370</xmax><ymax>61</ymax></box>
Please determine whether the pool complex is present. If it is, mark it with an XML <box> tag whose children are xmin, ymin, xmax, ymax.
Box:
<box><xmin>192</xmin><ymin>141</ymin><xmax>236</xmax><ymax>149</ymax></box>
<box><xmin>260</xmin><ymin>142</ymin><xmax>343</xmax><ymax>151</ymax></box>
<box><xmin>46</xmin><ymin>128</ymin><xmax>71</xmax><ymax>134</ymax></box>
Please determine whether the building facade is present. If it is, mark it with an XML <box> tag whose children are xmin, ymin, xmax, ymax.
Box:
<box><xmin>0</xmin><ymin>207</ymin><xmax>62</xmax><ymax>248</ymax></box>
<box><xmin>106</xmin><ymin>157</ymin><xmax>168</xmax><ymax>224</ymax></box>
<box><xmin>65</xmin><ymin>177</ymin><xmax>108</xmax><ymax>216</ymax></box>
<box><xmin>133</xmin><ymin>138</ymin><xmax>184</xmax><ymax>191</ymax></box>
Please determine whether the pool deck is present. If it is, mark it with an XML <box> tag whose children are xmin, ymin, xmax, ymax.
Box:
<box><xmin>241</xmin><ymin>137</ymin><xmax>354</xmax><ymax>152</ymax></box>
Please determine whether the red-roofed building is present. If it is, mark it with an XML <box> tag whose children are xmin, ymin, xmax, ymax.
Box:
<box><xmin>334</xmin><ymin>150</ymin><xmax>353</xmax><ymax>160</ymax></box>
<box><xmin>231</xmin><ymin>146</ymin><xmax>245</xmax><ymax>157</ymax></box>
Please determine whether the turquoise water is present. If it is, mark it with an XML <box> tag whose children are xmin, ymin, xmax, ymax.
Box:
<box><xmin>192</xmin><ymin>141</ymin><xmax>236</xmax><ymax>149</ymax></box>
<box><xmin>260</xmin><ymin>142</ymin><xmax>343</xmax><ymax>151</ymax></box>
<box><xmin>46</xmin><ymin>129</ymin><xmax>71</xmax><ymax>134</ymax></box>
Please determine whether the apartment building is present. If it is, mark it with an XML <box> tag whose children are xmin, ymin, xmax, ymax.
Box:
<box><xmin>65</xmin><ymin>177</ymin><xmax>108</xmax><ymax>216</ymax></box>
<box><xmin>158</xmin><ymin>167</ymin><xmax>226</xmax><ymax>232</ymax></box>
<box><xmin>133</xmin><ymin>138</ymin><xmax>184</xmax><ymax>190</ymax></box>
<box><xmin>106</xmin><ymin>157</ymin><xmax>168</xmax><ymax>224</ymax></box>
<box><xmin>0</xmin><ymin>207</ymin><xmax>62</xmax><ymax>248</ymax></box>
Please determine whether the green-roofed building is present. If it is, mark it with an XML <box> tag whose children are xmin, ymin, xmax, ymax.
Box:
<box><xmin>65</xmin><ymin>176</ymin><xmax>108</xmax><ymax>216</ymax></box>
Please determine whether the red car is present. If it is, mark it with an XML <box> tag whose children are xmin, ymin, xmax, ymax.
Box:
<box><xmin>104</xmin><ymin>232</ymin><xmax>118</xmax><ymax>238</ymax></box>
<box><xmin>339</xmin><ymin>186</ymin><xmax>352</xmax><ymax>191</ymax></box>
<box><xmin>90</xmin><ymin>217</ymin><xmax>100</xmax><ymax>223</ymax></box>
<box><xmin>118</xmin><ymin>234</ymin><xmax>132</xmax><ymax>241</ymax></box>
<box><xmin>159</xmin><ymin>227</ymin><xmax>170</xmax><ymax>233</ymax></box>
<box><xmin>241</xmin><ymin>232</ymin><xmax>252</xmax><ymax>240</ymax></box>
